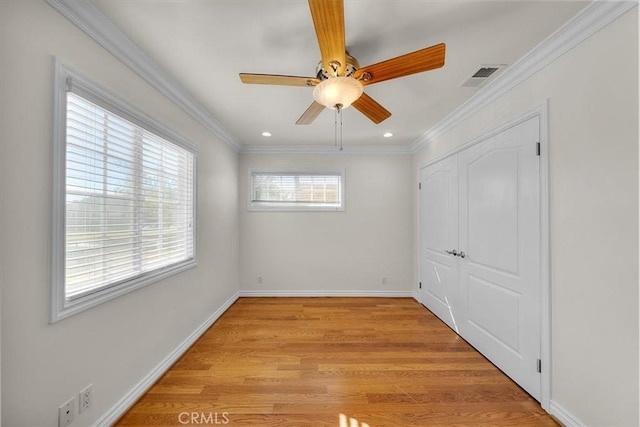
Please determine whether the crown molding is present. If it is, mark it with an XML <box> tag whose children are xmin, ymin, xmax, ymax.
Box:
<box><xmin>409</xmin><ymin>0</ymin><xmax>638</xmax><ymax>153</ymax></box>
<box><xmin>241</xmin><ymin>144</ymin><xmax>412</xmax><ymax>155</ymax></box>
<box><xmin>45</xmin><ymin>0</ymin><xmax>243</xmax><ymax>152</ymax></box>
<box><xmin>46</xmin><ymin>0</ymin><xmax>636</xmax><ymax>156</ymax></box>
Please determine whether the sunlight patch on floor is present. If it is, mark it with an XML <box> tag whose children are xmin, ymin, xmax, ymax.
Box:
<box><xmin>339</xmin><ymin>413</ymin><xmax>370</xmax><ymax>427</ymax></box>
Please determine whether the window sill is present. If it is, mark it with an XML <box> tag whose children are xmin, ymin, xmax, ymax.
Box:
<box><xmin>50</xmin><ymin>259</ymin><xmax>197</xmax><ymax>323</ymax></box>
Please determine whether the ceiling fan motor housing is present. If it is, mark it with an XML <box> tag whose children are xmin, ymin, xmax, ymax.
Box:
<box><xmin>316</xmin><ymin>53</ymin><xmax>360</xmax><ymax>80</ymax></box>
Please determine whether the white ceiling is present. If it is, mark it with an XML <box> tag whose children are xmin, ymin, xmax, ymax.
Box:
<box><xmin>91</xmin><ymin>0</ymin><xmax>589</xmax><ymax>149</ymax></box>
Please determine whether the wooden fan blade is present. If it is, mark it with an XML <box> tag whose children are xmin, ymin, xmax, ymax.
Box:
<box><xmin>239</xmin><ymin>73</ymin><xmax>320</xmax><ymax>87</ymax></box>
<box><xmin>352</xmin><ymin>93</ymin><xmax>391</xmax><ymax>124</ymax></box>
<box><xmin>354</xmin><ymin>43</ymin><xmax>446</xmax><ymax>86</ymax></box>
<box><xmin>308</xmin><ymin>0</ymin><xmax>346</xmax><ymax>75</ymax></box>
<box><xmin>296</xmin><ymin>101</ymin><xmax>325</xmax><ymax>125</ymax></box>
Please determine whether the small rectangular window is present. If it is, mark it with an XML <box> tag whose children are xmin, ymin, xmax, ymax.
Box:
<box><xmin>51</xmin><ymin>62</ymin><xmax>198</xmax><ymax>322</ymax></box>
<box><xmin>249</xmin><ymin>171</ymin><xmax>345</xmax><ymax>211</ymax></box>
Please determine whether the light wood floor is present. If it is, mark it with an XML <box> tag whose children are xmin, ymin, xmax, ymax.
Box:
<box><xmin>117</xmin><ymin>297</ymin><xmax>557</xmax><ymax>426</ymax></box>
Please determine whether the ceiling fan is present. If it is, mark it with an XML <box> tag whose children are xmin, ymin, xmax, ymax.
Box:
<box><xmin>239</xmin><ymin>0</ymin><xmax>446</xmax><ymax>126</ymax></box>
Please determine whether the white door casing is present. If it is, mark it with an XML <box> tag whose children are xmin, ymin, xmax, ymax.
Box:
<box><xmin>419</xmin><ymin>114</ymin><xmax>542</xmax><ymax>401</ymax></box>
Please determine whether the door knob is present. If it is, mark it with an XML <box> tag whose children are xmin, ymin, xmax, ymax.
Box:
<box><xmin>457</xmin><ymin>251</ymin><xmax>466</xmax><ymax>258</ymax></box>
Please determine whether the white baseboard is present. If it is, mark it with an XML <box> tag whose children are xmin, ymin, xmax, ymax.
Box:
<box><xmin>549</xmin><ymin>400</ymin><xmax>585</xmax><ymax>427</ymax></box>
<box><xmin>95</xmin><ymin>291</ymin><xmax>240</xmax><ymax>427</ymax></box>
<box><xmin>238</xmin><ymin>290</ymin><xmax>414</xmax><ymax>298</ymax></box>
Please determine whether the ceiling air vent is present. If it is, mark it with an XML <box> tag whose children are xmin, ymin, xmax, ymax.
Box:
<box><xmin>461</xmin><ymin>64</ymin><xmax>506</xmax><ymax>88</ymax></box>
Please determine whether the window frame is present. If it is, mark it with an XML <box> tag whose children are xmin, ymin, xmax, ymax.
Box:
<box><xmin>247</xmin><ymin>169</ymin><xmax>346</xmax><ymax>212</ymax></box>
<box><xmin>51</xmin><ymin>60</ymin><xmax>198</xmax><ymax>323</ymax></box>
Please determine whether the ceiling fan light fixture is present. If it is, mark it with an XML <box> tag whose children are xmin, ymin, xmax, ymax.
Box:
<box><xmin>313</xmin><ymin>76</ymin><xmax>363</xmax><ymax>110</ymax></box>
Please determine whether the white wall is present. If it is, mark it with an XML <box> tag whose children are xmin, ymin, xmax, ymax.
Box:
<box><xmin>1</xmin><ymin>1</ymin><xmax>636</xmax><ymax>426</ymax></box>
<box><xmin>240</xmin><ymin>153</ymin><xmax>413</xmax><ymax>293</ymax></box>
<box><xmin>412</xmin><ymin>8</ymin><xmax>638</xmax><ymax>426</ymax></box>
<box><xmin>0</xmin><ymin>1</ymin><xmax>240</xmax><ymax>426</ymax></box>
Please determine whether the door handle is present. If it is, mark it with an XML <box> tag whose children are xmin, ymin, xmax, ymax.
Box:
<box><xmin>444</xmin><ymin>249</ymin><xmax>465</xmax><ymax>258</ymax></box>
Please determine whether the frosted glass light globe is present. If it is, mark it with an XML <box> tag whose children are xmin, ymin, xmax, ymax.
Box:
<box><xmin>313</xmin><ymin>76</ymin><xmax>363</xmax><ymax>109</ymax></box>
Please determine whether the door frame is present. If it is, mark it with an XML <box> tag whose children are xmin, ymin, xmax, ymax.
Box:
<box><xmin>417</xmin><ymin>101</ymin><xmax>550</xmax><ymax>411</ymax></box>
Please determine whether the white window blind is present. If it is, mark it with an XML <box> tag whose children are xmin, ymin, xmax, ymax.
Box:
<box><xmin>51</xmin><ymin>62</ymin><xmax>198</xmax><ymax>322</ymax></box>
<box><xmin>64</xmin><ymin>92</ymin><xmax>195</xmax><ymax>299</ymax></box>
<box><xmin>250</xmin><ymin>172</ymin><xmax>344</xmax><ymax>211</ymax></box>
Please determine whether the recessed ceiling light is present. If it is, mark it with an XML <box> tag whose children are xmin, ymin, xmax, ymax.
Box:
<box><xmin>383</xmin><ymin>132</ymin><xmax>393</xmax><ymax>138</ymax></box>
<box><xmin>261</xmin><ymin>131</ymin><xmax>272</xmax><ymax>137</ymax></box>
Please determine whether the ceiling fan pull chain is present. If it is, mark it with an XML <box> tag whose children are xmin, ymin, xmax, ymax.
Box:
<box><xmin>339</xmin><ymin>104</ymin><xmax>344</xmax><ymax>151</ymax></box>
<box><xmin>334</xmin><ymin>103</ymin><xmax>344</xmax><ymax>151</ymax></box>
<box><xmin>334</xmin><ymin>106</ymin><xmax>338</xmax><ymax>148</ymax></box>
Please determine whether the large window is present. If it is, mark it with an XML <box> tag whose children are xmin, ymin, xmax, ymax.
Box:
<box><xmin>51</xmin><ymin>62</ymin><xmax>197</xmax><ymax>322</ymax></box>
<box><xmin>249</xmin><ymin>171</ymin><xmax>345</xmax><ymax>211</ymax></box>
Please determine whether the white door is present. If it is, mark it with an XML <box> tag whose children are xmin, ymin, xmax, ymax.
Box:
<box><xmin>419</xmin><ymin>155</ymin><xmax>460</xmax><ymax>331</ymax></box>
<box><xmin>457</xmin><ymin>116</ymin><xmax>541</xmax><ymax>399</ymax></box>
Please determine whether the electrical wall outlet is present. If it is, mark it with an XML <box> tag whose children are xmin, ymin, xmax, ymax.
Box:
<box><xmin>257</xmin><ymin>275</ymin><xmax>263</xmax><ymax>284</ymax></box>
<box><xmin>58</xmin><ymin>397</ymin><xmax>75</xmax><ymax>427</ymax></box>
<box><xmin>79</xmin><ymin>384</ymin><xmax>93</xmax><ymax>413</ymax></box>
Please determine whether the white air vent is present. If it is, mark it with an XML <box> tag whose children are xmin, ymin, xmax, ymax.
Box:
<box><xmin>461</xmin><ymin>64</ymin><xmax>506</xmax><ymax>87</ymax></box>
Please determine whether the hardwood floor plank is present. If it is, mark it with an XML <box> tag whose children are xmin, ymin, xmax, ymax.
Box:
<box><xmin>116</xmin><ymin>298</ymin><xmax>556</xmax><ymax>426</ymax></box>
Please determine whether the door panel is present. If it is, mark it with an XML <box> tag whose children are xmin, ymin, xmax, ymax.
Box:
<box><xmin>468</xmin><ymin>275</ymin><xmax>521</xmax><ymax>352</ymax></box>
<box><xmin>467</xmin><ymin>149</ymin><xmax>519</xmax><ymax>274</ymax></box>
<box><xmin>419</xmin><ymin>155</ymin><xmax>459</xmax><ymax>331</ymax></box>
<box><xmin>458</xmin><ymin>116</ymin><xmax>541</xmax><ymax>399</ymax></box>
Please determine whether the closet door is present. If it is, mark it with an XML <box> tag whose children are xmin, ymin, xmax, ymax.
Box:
<box><xmin>458</xmin><ymin>116</ymin><xmax>541</xmax><ymax>399</ymax></box>
<box><xmin>419</xmin><ymin>155</ymin><xmax>460</xmax><ymax>331</ymax></box>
